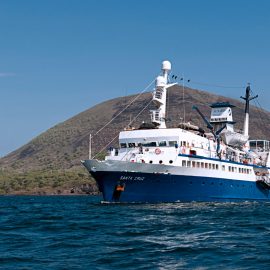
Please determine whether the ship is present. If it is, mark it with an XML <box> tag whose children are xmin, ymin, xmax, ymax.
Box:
<box><xmin>82</xmin><ymin>61</ymin><xmax>270</xmax><ymax>203</ymax></box>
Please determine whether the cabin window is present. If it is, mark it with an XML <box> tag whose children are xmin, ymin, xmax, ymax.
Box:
<box><xmin>216</xmin><ymin>164</ymin><xmax>219</xmax><ymax>170</ymax></box>
<box><xmin>201</xmin><ymin>162</ymin><xmax>204</xmax><ymax>168</ymax></box>
<box><xmin>115</xmin><ymin>149</ymin><xmax>119</xmax><ymax>156</ymax></box>
<box><xmin>250</xmin><ymin>141</ymin><xmax>256</xmax><ymax>148</ymax></box>
<box><xmin>142</xmin><ymin>142</ymin><xmax>157</xmax><ymax>147</ymax></box>
<box><xmin>128</xmin><ymin>143</ymin><xmax>136</xmax><ymax>148</ymax></box>
<box><xmin>159</xmin><ymin>141</ymin><xmax>167</xmax><ymax>147</ymax></box>
<box><xmin>222</xmin><ymin>165</ymin><xmax>225</xmax><ymax>171</ymax></box>
<box><xmin>205</xmin><ymin>163</ymin><xmax>208</xmax><ymax>169</ymax></box>
<box><xmin>231</xmin><ymin>167</ymin><xmax>234</xmax><ymax>173</ymax></box>
<box><xmin>212</xmin><ymin>164</ymin><xmax>215</xmax><ymax>170</ymax></box>
<box><xmin>187</xmin><ymin>161</ymin><xmax>191</xmax><ymax>167</ymax></box>
<box><xmin>192</xmin><ymin>161</ymin><xmax>196</xmax><ymax>168</ymax></box>
<box><xmin>159</xmin><ymin>160</ymin><xmax>163</xmax><ymax>164</ymax></box>
<box><xmin>182</xmin><ymin>160</ymin><xmax>186</xmax><ymax>167</ymax></box>
<box><xmin>183</xmin><ymin>141</ymin><xmax>186</xmax><ymax>147</ymax></box>
<box><xmin>196</xmin><ymin>162</ymin><xmax>200</xmax><ymax>168</ymax></box>
<box><xmin>169</xmin><ymin>141</ymin><xmax>178</xmax><ymax>147</ymax></box>
<box><xmin>229</xmin><ymin>166</ymin><xmax>231</xmax><ymax>172</ymax></box>
<box><xmin>120</xmin><ymin>143</ymin><xmax>127</xmax><ymax>148</ymax></box>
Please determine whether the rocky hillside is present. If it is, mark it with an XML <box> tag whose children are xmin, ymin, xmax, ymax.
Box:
<box><xmin>1</xmin><ymin>84</ymin><xmax>270</xmax><ymax>172</ymax></box>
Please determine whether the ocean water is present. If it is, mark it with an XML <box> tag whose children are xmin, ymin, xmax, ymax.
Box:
<box><xmin>0</xmin><ymin>196</ymin><xmax>270</xmax><ymax>270</ymax></box>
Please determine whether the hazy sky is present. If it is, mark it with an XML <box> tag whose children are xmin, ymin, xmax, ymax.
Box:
<box><xmin>0</xmin><ymin>0</ymin><xmax>269</xmax><ymax>157</ymax></box>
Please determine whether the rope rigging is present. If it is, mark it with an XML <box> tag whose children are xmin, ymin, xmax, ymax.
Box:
<box><xmin>250</xmin><ymin>89</ymin><xmax>268</xmax><ymax>130</ymax></box>
<box><xmin>92</xmin><ymin>77</ymin><xmax>156</xmax><ymax>139</ymax></box>
<box><xmin>182</xmin><ymin>79</ymin><xmax>245</xmax><ymax>89</ymax></box>
<box><xmin>93</xmin><ymin>97</ymin><xmax>153</xmax><ymax>159</ymax></box>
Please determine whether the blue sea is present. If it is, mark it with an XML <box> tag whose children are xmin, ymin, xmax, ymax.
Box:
<box><xmin>0</xmin><ymin>196</ymin><xmax>270</xmax><ymax>270</ymax></box>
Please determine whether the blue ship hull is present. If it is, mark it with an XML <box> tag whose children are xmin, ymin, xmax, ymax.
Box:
<box><xmin>91</xmin><ymin>171</ymin><xmax>270</xmax><ymax>203</ymax></box>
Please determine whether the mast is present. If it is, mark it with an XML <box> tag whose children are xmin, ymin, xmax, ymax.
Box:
<box><xmin>151</xmin><ymin>61</ymin><xmax>171</xmax><ymax>128</ymax></box>
<box><xmin>240</xmin><ymin>84</ymin><xmax>258</xmax><ymax>137</ymax></box>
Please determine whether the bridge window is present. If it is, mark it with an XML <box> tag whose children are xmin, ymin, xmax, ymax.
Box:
<box><xmin>159</xmin><ymin>141</ymin><xmax>167</xmax><ymax>147</ymax></box>
<box><xmin>169</xmin><ymin>141</ymin><xmax>178</xmax><ymax>147</ymax></box>
<box><xmin>142</xmin><ymin>142</ymin><xmax>157</xmax><ymax>147</ymax></box>
<box><xmin>120</xmin><ymin>143</ymin><xmax>127</xmax><ymax>148</ymax></box>
<box><xmin>128</xmin><ymin>143</ymin><xmax>136</xmax><ymax>148</ymax></box>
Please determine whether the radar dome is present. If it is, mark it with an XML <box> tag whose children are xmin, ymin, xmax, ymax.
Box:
<box><xmin>162</xmin><ymin>60</ymin><xmax>171</xmax><ymax>71</ymax></box>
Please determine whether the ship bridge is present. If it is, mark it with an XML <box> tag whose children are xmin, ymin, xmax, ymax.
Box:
<box><xmin>119</xmin><ymin>128</ymin><xmax>180</xmax><ymax>148</ymax></box>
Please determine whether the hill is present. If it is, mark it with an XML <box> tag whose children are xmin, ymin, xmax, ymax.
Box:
<box><xmin>0</xmin><ymin>85</ymin><xmax>269</xmax><ymax>194</ymax></box>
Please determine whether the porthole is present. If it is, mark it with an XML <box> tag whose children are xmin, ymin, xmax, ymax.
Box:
<box><xmin>169</xmin><ymin>160</ymin><xmax>173</xmax><ymax>164</ymax></box>
<box><xmin>149</xmin><ymin>160</ymin><xmax>153</xmax><ymax>164</ymax></box>
<box><xmin>159</xmin><ymin>160</ymin><xmax>163</xmax><ymax>164</ymax></box>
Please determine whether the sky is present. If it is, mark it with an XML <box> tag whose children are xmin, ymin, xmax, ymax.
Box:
<box><xmin>0</xmin><ymin>0</ymin><xmax>270</xmax><ymax>157</ymax></box>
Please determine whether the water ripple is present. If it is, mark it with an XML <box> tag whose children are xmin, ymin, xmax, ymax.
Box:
<box><xmin>0</xmin><ymin>196</ymin><xmax>270</xmax><ymax>269</ymax></box>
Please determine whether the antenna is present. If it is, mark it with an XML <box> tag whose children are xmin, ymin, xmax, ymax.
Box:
<box><xmin>181</xmin><ymin>76</ymin><xmax>186</xmax><ymax>123</ymax></box>
<box><xmin>240</xmin><ymin>84</ymin><xmax>258</xmax><ymax>137</ymax></box>
<box><xmin>89</xmin><ymin>134</ymin><xmax>92</xmax><ymax>159</ymax></box>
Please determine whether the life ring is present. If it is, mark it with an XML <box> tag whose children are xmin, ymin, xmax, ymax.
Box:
<box><xmin>182</xmin><ymin>146</ymin><xmax>186</xmax><ymax>154</ymax></box>
<box><xmin>155</xmin><ymin>148</ymin><xmax>161</xmax><ymax>155</ymax></box>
